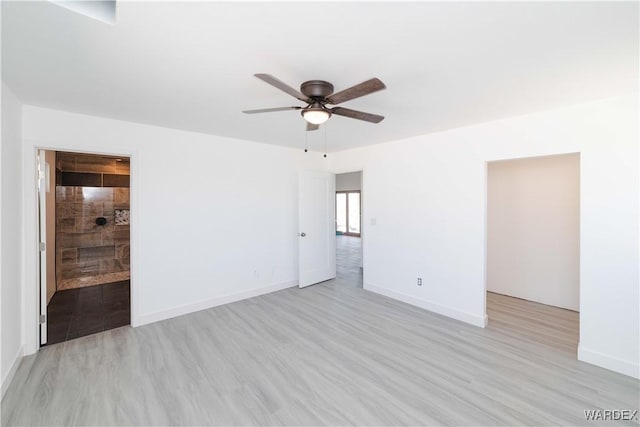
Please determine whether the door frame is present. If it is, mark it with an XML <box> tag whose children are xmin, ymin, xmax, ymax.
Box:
<box><xmin>335</xmin><ymin>190</ymin><xmax>361</xmax><ymax>237</ymax></box>
<box><xmin>333</xmin><ymin>169</ymin><xmax>365</xmax><ymax>274</ymax></box>
<box><xmin>36</xmin><ymin>150</ymin><xmax>48</xmax><ymax>345</ymax></box>
<box><xmin>23</xmin><ymin>144</ymin><xmax>138</xmax><ymax>355</ymax></box>
<box><xmin>483</xmin><ymin>152</ymin><xmax>581</xmax><ymax>346</ymax></box>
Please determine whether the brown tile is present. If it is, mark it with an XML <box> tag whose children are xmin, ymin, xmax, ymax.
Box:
<box><xmin>55</xmin><ymin>249</ymin><xmax>62</xmax><ymax>277</ymax></box>
<box><xmin>75</xmin><ymin>187</ymin><xmax>113</xmax><ymax>202</ymax></box>
<box><xmin>59</xmin><ymin>232</ymin><xmax>103</xmax><ymax>248</ymax></box>
<box><xmin>48</xmin><ymin>280</ymin><xmax>131</xmax><ymax>344</ymax></box>
<box><xmin>115</xmin><ymin>160</ymin><xmax>130</xmax><ymax>175</ymax></box>
<box><xmin>99</xmin><ymin>222</ymin><xmax>116</xmax><ymax>241</ymax></box>
<box><xmin>82</xmin><ymin>202</ymin><xmax>103</xmax><ymax>217</ymax></box>
<box><xmin>115</xmin><ymin>243</ymin><xmax>130</xmax><ymax>259</ymax></box>
<box><xmin>113</xmin><ymin>229</ymin><xmax>130</xmax><ymax>243</ymax></box>
<box><xmin>61</xmin><ymin>249</ymin><xmax>77</xmax><ymax>264</ymax></box>
<box><xmin>100</xmin><ymin>259</ymin><xmax>128</xmax><ymax>274</ymax></box>
<box><xmin>104</xmin><ymin>311</ymin><xmax>130</xmax><ymax>330</ymax></box>
<box><xmin>75</xmin><ymin>216</ymin><xmax>101</xmax><ymax>232</ymax></box>
<box><xmin>56</xmin><ymin>186</ymin><xmax>75</xmax><ymax>201</ymax></box>
<box><xmin>67</xmin><ymin>312</ymin><xmax>104</xmax><ymax>339</ymax></box>
<box><xmin>58</xmin><ymin>273</ymin><xmax>128</xmax><ymax>290</ymax></box>
<box><xmin>114</xmin><ymin>188</ymin><xmax>130</xmax><ymax>204</ymax></box>
<box><xmin>103</xmin><ymin>202</ymin><xmax>114</xmax><ymax>217</ymax></box>
<box><xmin>61</xmin><ymin>172</ymin><xmax>102</xmax><ymax>187</ymax></box>
<box><xmin>61</xmin><ymin>261</ymin><xmax>100</xmax><ymax>279</ymax></box>
<box><xmin>57</xmin><ymin>217</ymin><xmax>76</xmax><ymax>232</ymax></box>
<box><xmin>78</xmin><ymin>245</ymin><xmax>115</xmax><ymax>262</ymax></box>
<box><xmin>99</xmin><ymin>259</ymin><xmax>114</xmax><ymax>274</ymax></box>
<box><xmin>56</xmin><ymin>253</ymin><xmax>62</xmax><ymax>284</ymax></box>
<box><xmin>103</xmin><ymin>174</ymin><xmax>129</xmax><ymax>188</ymax></box>
<box><xmin>102</xmin><ymin>222</ymin><xmax>116</xmax><ymax>237</ymax></box>
<box><xmin>75</xmin><ymin>155</ymin><xmax>116</xmax><ymax>173</ymax></box>
<box><xmin>56</xmin><ymin>202</ymin><xmax>81</xmax><ymax>218</ymax></box>
<box><xmin>57</xmin><ymin>153</ymin><xmax>76</xmax><ymax>171</ymax></box>
<box><xmin>100</xmin><ymin>228</ymin><xmax>116</xmax><ymax>245</ymax></box>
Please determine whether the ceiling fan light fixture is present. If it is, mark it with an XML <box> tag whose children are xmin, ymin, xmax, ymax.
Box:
<box><xmin>302</xmin><ymin>106</ymin><xmax>331</xmax><ymax>125</ymax></box>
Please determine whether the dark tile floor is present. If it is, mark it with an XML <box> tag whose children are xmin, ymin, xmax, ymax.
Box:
<box><xmin>46</xmin><ymin>280</ymin><xmax>130</xmax><ymax>345</ymax></box>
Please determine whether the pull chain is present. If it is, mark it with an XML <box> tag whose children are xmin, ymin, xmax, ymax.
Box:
<box><xmin>304</xmin><ymin>126</ymin><xmax>308</xmax><ymax>153</ymax></box>
<box><xmin>323</xmin><ymin>124</ymin><xmax>327</xmax><ymax>158</ymax></box>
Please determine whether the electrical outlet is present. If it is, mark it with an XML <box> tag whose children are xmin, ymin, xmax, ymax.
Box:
<box><xmin>417</xmin><ymin>277</ymin><xmax>422</xmax><ymax>286</ymax></box>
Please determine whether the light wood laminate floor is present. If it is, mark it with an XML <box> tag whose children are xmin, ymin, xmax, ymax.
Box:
<box><xmin>2</xmin><ymin>237</ymin><xmax>638</xmax><ymax>426</ymax></box>
<box><xmin>336</xmin><ymin>235</ymin><xmax>362</xmax><ymax>287</ymax></box>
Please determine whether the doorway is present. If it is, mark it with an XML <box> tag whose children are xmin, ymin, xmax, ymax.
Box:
<box><xmin>335</xmin><ymin>171</ymin><xmax>363</xmax><ymax>287</ymax></box>
<box><xmin>486</xmin><ymin>153</ymin><xmax>580</xmax><ymax>355</ymax></box>
<box><xmin>39</xmin><ymin>150</ymin><xmax>131</xmax><ymax>345</ymax></box>
<box><xmin>336</xmin><ymin>191</ymin><xmax>361</xmax><ymax>237</ymax></box>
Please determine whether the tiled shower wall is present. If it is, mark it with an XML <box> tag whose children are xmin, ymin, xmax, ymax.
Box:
<box><xmin>55</xmin><ymin>153</ymin><xmax>130</xmax><ymax>290</ymax></box>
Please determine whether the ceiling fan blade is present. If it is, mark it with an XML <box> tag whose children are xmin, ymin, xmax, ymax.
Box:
<box><xmin>325</xmin><ymin>78</ymin><xmax>386</xmax><ymax>105</ymax></box>
<box><xmin>306</xmin><ymin>122</ymin><xmax>319</xmax><ymax>131</ymax></box>
<box><xmin>331</xmin><ymin>107</ymin><xmax>384</xmax><ymax>123</ymax></box>
<box><xmin>242</xmin><ymin>106</ymin><xmax>302</xmax><ymax>114</ymax></box>
<box><xmin>254</xmin><ymin>74</ymin><xmax>310</xmax><ymax>102</ymax></box>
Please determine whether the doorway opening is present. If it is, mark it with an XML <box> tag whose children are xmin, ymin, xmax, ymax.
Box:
<box><xmin>486</xmin><ymin>153</ymin><xmax>580</xmax><ymax>356</ymax></box>
<box><xmin>335</xmin><ymin>171</ymin><xmax>362</xmax><ymax>288</ymax></box>
<box><xmin>39</xmin><ymin>150</ymin><xmax>131</xmax><ymax>345</ymax></box>
<box><xmin>336</xmin><ymin>191</ymin><xmax>361</xmax><ymax>237</ymax></box>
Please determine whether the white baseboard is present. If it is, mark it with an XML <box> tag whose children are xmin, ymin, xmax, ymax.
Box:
<box><xmin>135</xmin><ymin>280</ymin><xmax>298</xmax><ymax>326</ymax></box>
<box><xmin>578</xmin><ymin>344</ymin><xmax>639</xmax><ymax>379</ymax></box>
<box><xmin>1</xmin><ymin>345</ymin><xmax>24</xmax><ymax>399</ymax></box>
<box><xmin>364</xmin><ymin>283</ymin><xmax>487</xmax><ymax>328</ymax></box>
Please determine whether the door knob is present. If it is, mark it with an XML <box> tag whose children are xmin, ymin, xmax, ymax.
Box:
<box><xmin>300</xmin><ymin>232</ymin><xmax>306</xmax><ymax>237</ymax></box>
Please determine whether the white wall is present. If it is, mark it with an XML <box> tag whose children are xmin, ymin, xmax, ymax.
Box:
<box><xmin>20</xmin><ymin>106</ymin><xmax>325</xmax><ymax>354</ymax></box>
<box><xmin>487</xmin><ymin>154</ymin><xmax>580</xmax><ymax>311</ymax></box>
<box><xmin>329</xmin><ymin>95</ymin><xmax>639</xmax><ymax>378</ymax></box>
<box><xmin>12</xmin><ymin>96</ymin><xmax>640</xmax><ymax>381</ymax></box>
<box><xmin>1</xmin><ymin>82</ymin><xmax>24</xmax><ymax>396</ymax></box>
<box><xmin>336</xmin><ymin>171</ymin><xmax>361</xmax><ymax>191</ymax></box>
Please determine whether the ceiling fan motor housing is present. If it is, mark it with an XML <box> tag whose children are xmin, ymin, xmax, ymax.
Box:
<box><xmin>300</xmin><ymin>80</ymin><xmax>334</xmax><ymax>99</ymax></box>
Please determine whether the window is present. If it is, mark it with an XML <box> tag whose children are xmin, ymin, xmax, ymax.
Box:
<box><xmin>336</xmin><ymin>191</ymin><xmax>361</xmax><ymax>236</ymax></box>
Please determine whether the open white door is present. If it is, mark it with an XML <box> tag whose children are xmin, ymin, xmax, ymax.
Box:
<box><xmin>37</xmin><ymin>150</ymin><xmax>48</xmax><ymax>345</ymax></box>
<box><xmin>298</xmin><ymin>171</ymin><xmax>336</xmax><ymax>288</ymax></box>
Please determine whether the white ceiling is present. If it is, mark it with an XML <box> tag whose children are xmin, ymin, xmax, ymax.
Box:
<box><xmin>2</xmin><ymin>1</ymin><xmax>638</xmax><ymax>152</ymax></box>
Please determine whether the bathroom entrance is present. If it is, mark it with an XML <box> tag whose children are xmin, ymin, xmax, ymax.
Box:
<box><xmin>38</xmin><ymin>150</ymin><xmax>131</xmax><ymax>345</ymax></box>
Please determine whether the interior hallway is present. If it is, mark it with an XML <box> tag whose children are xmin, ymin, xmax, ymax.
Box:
<box><xmin>2</xmin><ymin>262</ymin><xmax>637</xmax><ymax>425</ymax></box>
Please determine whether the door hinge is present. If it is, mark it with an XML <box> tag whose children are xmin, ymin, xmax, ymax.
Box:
<box><xmin>39</xmin><ymin>242</ymin><xmax>46</xmax><ymax>252</ymax></box>
<box><xmin>39</xmin><ymin>314</ymin><xmax>46</xmax><ymax>324</ymax></box>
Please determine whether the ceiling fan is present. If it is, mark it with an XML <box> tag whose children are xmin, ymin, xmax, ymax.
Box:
<box><xmin>243</xmin><ymin>74</ymin><xmax>386</xmax><ymax>131</ymax></box>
